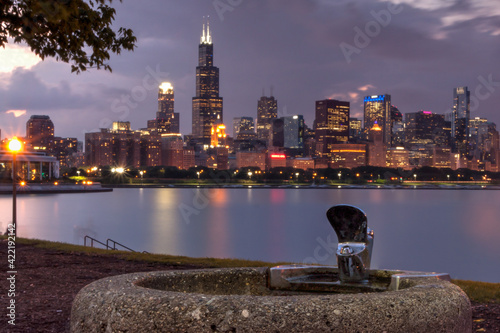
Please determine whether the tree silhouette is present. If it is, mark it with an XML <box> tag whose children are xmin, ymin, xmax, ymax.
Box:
<box><xmin>0</xmin><ymin>0</ymin><xmax>136</xmax><ymax>73</ymax></box>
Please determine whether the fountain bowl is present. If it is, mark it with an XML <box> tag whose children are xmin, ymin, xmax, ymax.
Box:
<box><xmin>70</xmin><ymin>266</ymin><xmax>471</xmax><ymax>332</ymax></box>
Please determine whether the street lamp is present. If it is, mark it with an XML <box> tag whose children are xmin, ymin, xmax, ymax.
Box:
<box><xmin>295</xmin><ymin>172</ymin><xmax>299</xmax><ymax>182</ymax></box>
<box><xmin>140</xmin><ymin>171</ymin><xmax>144</xmax><ymax>185</ymax></box>
<box><xmin>447</xmin><ymin>174</ymin><xmax>450</xmax><ymax>181</ymax></box>
<box><xmin>338</xmin><ymin>172</ymin><xmax>341</xmax><ymax>181</ymax></box>
<box><xmin>248</xmin><ymin>171</ymin><xmax>253</xmax><ymax>180</ymax></box>
<box><xmin>8</xmin><ymin>137</ymin><xmax>22</xmax><ymax>238</ymax></box>
<box><xmin>413</xmin><ymin>174</ymin><xmax>417</xmax><ymax>181</ymax></box>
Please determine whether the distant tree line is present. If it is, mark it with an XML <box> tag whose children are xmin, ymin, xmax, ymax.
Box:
<box><xmin>60</xmin><ymin>165</ymin><xmax>500</xmax><ymax>184</ymax></box>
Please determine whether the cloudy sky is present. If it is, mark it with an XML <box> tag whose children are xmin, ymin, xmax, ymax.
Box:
<box><xmin>1</xmin><ymin>0</ymin><xmax>500</xmax><ymax>142</ymax></box>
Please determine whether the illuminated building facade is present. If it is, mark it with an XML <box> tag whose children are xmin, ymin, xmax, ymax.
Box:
<box><xmin>286</xmin><ymin>157</ymin><xmax>315</xmax><ymax>170</ymax></box>
<box><xmin>192</xmin><ymin>19</ymin><xmax>223</xmax><ymax>144</ymax></box>
<box><xmin>236</xmin><ymin>151</ymin><xmax>266</xmax><ymax>170</ymax></box>
<box><xmin>284</xmin><ymin>115</ymin><xmax>305</xmax><ymax>149</ymax></box>
<box><xmin>140</xmin><ymin>131</ymin><xmax>161</xmax><ymax>167</ymax></box>
<box><xmin>386</xmin><ymin>147</ymin><xmax>410</xmax><ymax>169</ymax></box>
<box><xmin>148</xmin><ymin>82</ymin><xmax>180</xmax><ymax>134</ymax></box>
<box><xmin>364</xmin><ymin>95</ymin><xmax>391</xmax><ymax>144</ymax></box>
<box><xmin>328</xmin><ymin>143</ymin><xmax>366</xmax><ymax>169</ymax></box>
<box><xmin>452</xmin><ymin>87</ymin><xmax>470</xmax><ymax>156</ymax></box>
<box><xmin>215</xmin><ymin>147</ymin><xmax>229</xmax><ymax>170</ymax></box>
<box><xmin>52</xmin><ymin>137</ymin><xmax>78</xmax><ymax>168</ymax></box>
<box><xmin>468</xmin><ymin>118</ymin><xmax>500</xmax><ymax>169</ymax></box>
<box><xmin>268</xmin><ymin>153</ymin><xmax>287</xmax><ymax>169</ymax></box>
<box><xmin>183</xmin><ymin>149</ymin><xmax>196</xmax><ymax>169</ymax></box>
<box><xmin>26</xmin><ymin>115</ymin><xmax>54</xmax><ymax>151</ymax></box>
<box><xmin>257</xmin><ymin>94</ymin><xmax>277</xmax><ymax>144</ymax></box>
<box><xmin>161</xmin><ymin>134</ymin><xmax>183</xmax><ymax>169</ymax></box>
<box><xmin>314</xmin><ymin>99</ymin><xmax>349</xmax><ymax>157</ymax></box>
<box><xmin>210</xmin><ymin>123</ymin><xmax>227</xmax><ymax>147</ymax></box>
<box><xmin>432</xmin><ymin>147</ymin><xmax>452</xmax><ymax>169</ymax></box>
<box><xmin>408</xmin><ymin>146</ymin><xmax>434</xmax><ymax>168</ymax></box>
<box><xmin>85</xmin><ymin>122</ymin><xmax>140</xmax><ymax>167</ymax></box>
<box><xmin>367</xmin><ymin>123</ymin><xmax>386</xmax><ymax>167</ymax></box>
<box><xmin>391</xmin><ymin>106</ymin><xmax>404</xmax><ymax>147</ymax></box>
<box><xmin>349</xmin><ymin>118</ymin><xmax>362</xmax><ymax>141</ymax></box>
<box><xmin>404</xmin><ymin>111</ymin><xmax>450</xmax><ymax>147</ymax></box>
<box><xmin>233</xmin><ymin>117</ymin><xmax>255</xmax><ymax>137</ymax></box>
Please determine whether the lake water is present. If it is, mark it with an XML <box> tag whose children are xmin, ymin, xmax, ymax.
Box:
<box><xmin>1</xmin><ymin>188</ymin><xmax>499</xmax><ymax>283</ymax></box>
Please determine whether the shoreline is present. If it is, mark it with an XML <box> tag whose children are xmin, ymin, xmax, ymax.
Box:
<box><xmin>1</xmin><ymin>182</ymin><xmax>499</xmax><ymax>194</ymax></box>
<box><xmin>107</xmin><ymin>183</ymin><xmax>500</xmax><ymax>190</ymax></box>
<box><xmin>0</xmin><ymin>183</ymin><xmax>112</xmax><ymax>194</ymax></box>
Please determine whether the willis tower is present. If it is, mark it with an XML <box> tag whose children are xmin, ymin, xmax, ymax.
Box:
<box><xmin>192</xmin><ymin>18</ymin><xmax>223</xmax><ymax>145</ymax></box>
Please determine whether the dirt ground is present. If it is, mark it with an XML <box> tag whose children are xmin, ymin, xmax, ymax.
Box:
<box><xmin>1</xmin><ymin>240</ymin><xmax>498</xmax><ymax>332</ymax></box>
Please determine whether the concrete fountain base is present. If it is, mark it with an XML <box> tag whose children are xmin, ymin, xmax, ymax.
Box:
<box><xmin>70</xmin><ymin>267</ymin><xmax>471</xmax><ymax>332</ymax></box>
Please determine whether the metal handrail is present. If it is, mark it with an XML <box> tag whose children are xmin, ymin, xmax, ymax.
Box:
<box><xmin>84</xmin><ymin>235</ymin><xmax>148</xmax><ymax>253</ymax></box>
<box><xmin>106</xmin><ymin>238</ymin><xmax>136</xmax><ymax>252</ymax></box>
<box><xmin>84</xmin><ymin>235</ymin><xmax>110</xmax><ymax>249</ymax></box>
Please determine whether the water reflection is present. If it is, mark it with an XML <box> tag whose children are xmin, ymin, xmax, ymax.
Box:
<box><xmin>149</xmin><ymin>189</ymin><xmax>181</xmax><ymax>254</ymax></box>
<box><xmin>203</xmin><ymin>189</ymin><xmax>230</xmax><ymax>258</ymax></box>
<box><xmin>0</xmin><ymin>188</ymin><xmax>499</xmax><ymax>282</ymax></box>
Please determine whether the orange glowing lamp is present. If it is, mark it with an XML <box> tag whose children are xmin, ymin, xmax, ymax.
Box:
<box><xmin>8</xmin><ymin>137</ymin><xmax>22</xmax><ymax>153</ymax></box>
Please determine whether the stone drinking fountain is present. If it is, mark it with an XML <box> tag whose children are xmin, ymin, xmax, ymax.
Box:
<box><xmin>71</xmin><ymin>205</ymin><xmax>472</xmax><ymax>332</ymax></box>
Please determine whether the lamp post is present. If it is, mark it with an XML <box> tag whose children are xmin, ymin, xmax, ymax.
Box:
<box><xmin>338</xmin><ymin>172</ymin><xmax>341</xmax><ymax>181</ymax></box>
<box><xmin>8</xmin><ymin>138</ymin><xmax>22</xmax><ymax>238</ymax></box>
<box><xmin>140</xmin><ymin>171</ymin><xmax>144</xmax><ymax>185</ymax></box>
<box><xmin>248</xmin><ymin>171</ymin><xmax>253</xmax><ymax>181</ymax></box>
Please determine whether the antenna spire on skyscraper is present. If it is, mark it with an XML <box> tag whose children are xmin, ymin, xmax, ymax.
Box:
<box><xmin>201</xmin><ymin>16</ymin><xmax>212</xmax><ymax>44</ymax></box>
<box><xmin>206</xmin><ymin>16</ymin><xmax>212</xmax><ymax>44</ymax></box>
<box><xmin>201</xmin><ymin>16</ymin><xmax>206</xmax><ymax>44</ymax></box>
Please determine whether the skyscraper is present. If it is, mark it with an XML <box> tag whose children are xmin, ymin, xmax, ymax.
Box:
<box><xmin>26</xmin><ymin>115</ymin><xmax>54</xmax><ymax>151</ymax></box>
<box><xmin>233</xmin><ymin>117</ymin><xmax>256</xmax><ymax>141</ymax></box>
<box><xmin>363</xmin><ymin>95</ymin><xmax>391</xmax><ymax>144</ymax></box>
<box><xmin>85</xmin><ymin>122</ymin><xmax>140</xmax><ymax>168</ymax></box>
<box><xmin>147</xmin><ymin>82</ymin><xmax>179</xmax><ymax>134</ymax></box>
<box><xmin>349</xmin><ymin>118</ymin><xmax>362</xmax><ymax>141</ymax></box>
<box><xmin>233</xmin><ymin>117</ymin><xmax>255</xmax><ymax>137</ymax></box>
<box><xmin>404</xmin><ymin>111</ymin><xmax>449</xmax><ymax>147</ymax></box>
<box><xmin>283</xmin><ymin>115</ymin><xmax>305</xmax><ymax>149</ymax></box>
<box><xmin>391</xmin><ymin>106</ymin><xmax>404</xmax><ymax>147</ymax></box>
<box><xmin>452</xmin><ymin>86</ymin><xmax>470</xmax><ymax>156</ymax></box>
<box><xmin>192</xmin><ymin>19</ymin><xmax>223</xmax><ymax>144</ymax></box>
<box><xmin>314</xmin><ymin>99</ymin><xmax>349</xmax><ymax>157</ymax></box>
<box><xmin>257</xmin><ymin>93</ymin><xmax>277</xmax><ymax>144</ymax></box>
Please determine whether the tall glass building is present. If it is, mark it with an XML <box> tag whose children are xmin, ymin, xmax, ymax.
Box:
<box><xmin>314</xmin><ymin>99</ymin><xmax>350</xmax><ymax>157</ymax></box>
<box><xmin>452</xmin><ymin>86</ymin><xmax>470</xmax><ymax>156</ymax></box>
<box><xmin>148</xmin><ymin>82</ymin><xmax>179</xmax><ymax>134</ymax></box>
<box><xmin>363</xmin><ymin>94</ymin><xmax>391</xmax><ymax>145</ymax></box>
<box><xmin>257</xmin><ymin>94</ymin><xmax>277</xmax><ymax>145</ymax></box>
<box><xmin>192</xmin><ymin>19</ymin><xmax>223</xmax><ymax>144</ymax></box>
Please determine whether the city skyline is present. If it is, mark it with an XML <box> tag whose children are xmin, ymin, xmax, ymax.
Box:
<box><xmin>1</xmin><ymin>1</ymin><xmax>500</xmax><ymax>141</ymax></box>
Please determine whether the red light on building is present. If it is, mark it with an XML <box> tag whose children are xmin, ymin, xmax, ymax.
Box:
<box><xmin>270</xmin><ymin>154</ymin><xmax>286</xmax><ymax>159</ymax></box>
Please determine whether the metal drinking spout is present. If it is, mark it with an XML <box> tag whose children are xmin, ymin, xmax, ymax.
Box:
<box><xmin>326</xmin><ymin>205</ymin><xmax>374</xmax><ymax>283</ymax></box>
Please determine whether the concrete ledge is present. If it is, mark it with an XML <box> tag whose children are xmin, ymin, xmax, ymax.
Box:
<box><xmin>71</xmin><ymin>268</ymin><xmax>472</xmax><ymax>332</ymax></box>
<box><xmin>0</xmin><ymin>183</ymin><xmax>112</xmax><ymax>194</ymax></box>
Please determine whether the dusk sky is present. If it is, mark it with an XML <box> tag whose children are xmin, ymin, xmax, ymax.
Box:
<box><xmin>1</xmin><ymin>0</ymin><xmax>500</xmax><ymax>142</ymax></box>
